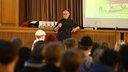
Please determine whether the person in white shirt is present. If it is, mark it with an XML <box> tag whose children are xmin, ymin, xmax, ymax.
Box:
<box><xmin>31</xmin><ymin>29</ymin><xmax>46</xmax><ymax>50</ymax></box>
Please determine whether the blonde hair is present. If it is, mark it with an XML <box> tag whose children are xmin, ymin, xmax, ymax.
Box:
<box><xmin>35</xmin><ymin>29</ymin><xmax>46</xmax><ymax>36</ymax></box>
<box><xmin>35</xmin><ymin>29</ymin><xmax>46</xmax><ymax>40</ymax></box>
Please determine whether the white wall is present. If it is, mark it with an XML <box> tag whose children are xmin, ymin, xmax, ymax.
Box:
<box><xmin>83</xmin><ymin>18</ymin><xmax>128</xmax><ymax>28</ymax></box>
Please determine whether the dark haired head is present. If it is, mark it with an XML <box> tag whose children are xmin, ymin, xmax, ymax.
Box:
<box><xmin>91</xmin><ymin>42</ymin><xmax>100</xmax><ymax>57</ymax></box>
<box><xmin>63</xmin><ymin>38</ymin><xmax>76</xmax><ymax>50</ymax></box>
<box><xmin>100</xmin><ymin>49</ymin><xmax>119</xmax><ymax>67</ymax></box>
<box><xmin>19</xmin><ymin>47</ymin><xmax>31</xmax><ymax>61</ymax></box>
<box><xmin>0</xmin><ymin>40</ymin><xmax>18</xmax><ymax>65</ymax></box>
<box><xmin>61</xmin><ymin>49</ymin><xmax>84</xmax><ymax>72</ymax></box>
<box><xmin>80</xmin><ymin>36</ymin><xmax>93</xmax><ymax>50</ymax></box>
<box><xmin>44</xmin><ymin>42</ymin><xmax>64</xmax><ymax>64</ymax></box>
<box><xmin>81</xmin><ymin>36</ymin><xmax>93</xmax><ymax>46</ymax></box>
<box><xmin>120</xmin><ymin>44</ymin><xmax>128</xmax><ymax>70</ymax></box>
<box><xmin>101</xmin><ymin>42</ymin><xmax>109</xmax><ymax>49</ymax></box>
<box><xmin>11</xmin><ymin>38</ymin><xmax>23</xmax><ymax>48</ymax></box>
<box><xmin>31</xmin><ymin>41</ymin><xmax>45</xmax><ymax>60</ymax></box>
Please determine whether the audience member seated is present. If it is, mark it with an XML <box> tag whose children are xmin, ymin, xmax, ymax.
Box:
<box><xmin>63</xmin><ymin>38</ymin><xmax>76</xmax><ymax>50</ymax></box>
<box><xmin>32</xmin><ymin>29</ymin><xmax>46</xmax><ymax>50</ymax></box>
<box><xmin>40</xmin><ymin>42</ymin><xmax>64</xmax><ymax>72</ymax></box>
<box><xmin>45</xmin><ymin>34</ymin><xmax>58</xmax><ymax>44</ymax></box>
<box><xmin>0</xmin><ymin>40</ymin><xmax>18</xmax><ymax>72</ymax></box>
<box><xmin>89</xmin><ymin>48</ymin><xmax>119</xmax><ymax>72</ymax></box>
<box><xmin>79</xmin><ymin>36</ymin><xmax>93</xmax><ymax>72</ymax></box>
<box><xmin>61</xmin><ymin>48</ymin><xmax>84</xmax><ymax>72</ymax></box>
<box><xmin>11</xmin><ymin>38</ymin><xmax>23</xmax><ymax>49</ymax></box>
<box><xmin>15</xmin><ymin>47</ymin><xmax>31</xmax><ymax>72</ymax></box>
<box><xmin>22</xmin><ymin>41</ymin><xmax>45</xmax><ymax>72</ymax></box>
<box><xmin>101</xmin><ymin>42</ymin><xmax>109</xmax><ymax>49</ymax></box>
<box><xmin>119</xmin><ymin>44</ymin><xmax>128</xmax><ymax>72</ymax></box>
<box><xmin>90</xmin><ymin>42</ymin><xmax>100</xmax><ymax>57</ymax></box>
<box><xmin>92</xmin><ymin>47</ymin><xmax>105</xmax><ymax>64</ymax></box>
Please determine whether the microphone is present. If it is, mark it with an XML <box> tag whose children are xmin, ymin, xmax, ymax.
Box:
<box><xmin>115</xmin><ymin>26</ymin><xmax>118</xmax><ymax>43</ymax></box>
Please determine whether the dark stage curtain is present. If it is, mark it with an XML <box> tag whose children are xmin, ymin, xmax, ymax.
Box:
<box><xmin>26</xmin><ymin>0</ymin><xmax>83</xmax><ymax>26</ymax></box>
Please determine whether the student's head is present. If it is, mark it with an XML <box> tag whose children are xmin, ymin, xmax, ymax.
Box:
<box><xmin>120</xmin><ymin>44</ymin><xmax>128</xmax><ymax>70</ymax></box>
<box><xmin>61</xmin><ymin>49</ymin><xmax>84</xmax><ymax>72</ymax></box>
<box><xmin>93</xmin><ymin>47</ymin><xmax>105</xmax><ymax>64</ymax></box>
<box><xmin>101</xmin><ymin>42</ymin><xmax>109</xmax><ymax>49</ymax></box>
<box><xmin>90</xmin><ymin>42</ymin><xmax>100</xmax><ymax>57</ymax></box>
<box><xmin>63</xmin><ymin>38</ymin><xmax>76</xmax><ymax>50</ymax></box>
<box><xmin>80</xmin><ymin>36</ymin><xmax>93</xmax><ymax>51</ymax></box>
<box><xmin>31</xmin><ymin>41</ymin><xmax>45</xmax><ymax>60</ymax></box>
<box><xmin>99</xmin><ymin>49</ymin><xmax>119</xmax><ymax>68</ymax></box>
<box><xmin>35</xmin><ymin>29</ymin><xmax>46</xmax><ymax>40</ymax></box>
<box><xmin>63</xmin><ymin>10</ymin><xmax>70</xmax><ymax>19</ymax></box>
<box><xmin>0</xmin><ymin>40</ymin><xmax>18</xmax><ymax>65</ymax></box>
<box><xmin>11</xmin><ymin>38</ymin><xmax>23</xmax><ymax>49</ymax></box>
<box><xmin>45</xmin><ymin>34</ymin><xmax>58</xmax><ymax>44</ymax></box>
<box><xmin>18</xmin><ymin>47</ymin><xmax>31</xmax><ymax>61</ymax></box>
<box><xmin>44</xmin><ymin>42</ymin><xmax>64</xmax><ymax>65</ymax></box>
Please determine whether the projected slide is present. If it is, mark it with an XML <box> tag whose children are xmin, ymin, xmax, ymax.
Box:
<box><xmin>85</xmin><ymin>0</ymin><xmax>128</xmax><ymax>18</ymax></box>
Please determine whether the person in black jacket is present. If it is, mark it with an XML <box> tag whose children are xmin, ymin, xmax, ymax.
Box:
<box><xmin>54</xmin><ymin>10</ymin><xmax>80</xmax><ymax>41</ymax></box>
<box><xmin>22</xmin><ymin>41</ymin><xmax>45</xmax><ymax>72</ymax></box>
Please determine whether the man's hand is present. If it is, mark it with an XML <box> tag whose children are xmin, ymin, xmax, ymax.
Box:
<box><xmin>58</xmin><ymin>23</ymin><xmax>62</xmax><ymax>27</ymax></box>
<box><xmin>54</xmin><ymin>23</ymin><xmax>62</xmax><ymax>32</ymax></box>
<box><xmin>72</xmin><ymin>28</ymin><xmax>77</xmax><ymax>32</ymax></box>
<box><xmin>54</xmin><ymin>27</ymin><xmax>59</xmax><ymax>32</ymax></box>
<box><xmin>71</xmin><ymin>26</ymin><xmax>80</xmax><ymax>32</ymax></box>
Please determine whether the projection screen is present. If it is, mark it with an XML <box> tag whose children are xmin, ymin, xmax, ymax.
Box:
<box><xmin>83</xmin><ymin>0</ymin><xmax>128</xmax><ymax>29</ymax></box>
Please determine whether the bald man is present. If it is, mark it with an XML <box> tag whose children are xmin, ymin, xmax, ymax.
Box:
<box><xmin>54</xmin><ymin>10</ymin><xmax>80</xmax><ymax>41</ymax></box>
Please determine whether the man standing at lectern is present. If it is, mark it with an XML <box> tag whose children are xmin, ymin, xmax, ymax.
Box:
<box><xmin>54</xmin><ymin>10</ymin><xmax>80</xmax><ymax>41</ymax></box>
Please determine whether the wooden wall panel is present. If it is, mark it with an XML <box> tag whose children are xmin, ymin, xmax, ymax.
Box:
<box><xmin>1</xmin><ymin>0</ymin><xmax>17</xmax><ymax>24</ymax></box>
<box><xmin>0</xmin><ymin>27</ymin><xmax>57</xmax><ymax>48</ymax></box>
<box><xmin>19</xmin><ymin>0</ymin><xmax>25</xmax><ymax>26</ymax></box>
<box><xmin>0</xmin><ymin>0</ymin><xmax>1</xmax><ymax>24</ymax></box>
<box><xmin>72</xmin><ymin>30</ymin><xmax>120</xmax><ymax>48</ymax></box>
<box><xmin>0</xmin><ymin>32</ymin><xmax>35</xmax><ymax>48</ymax></box>
<box><xmin>0</xmin><ymin>27</ymin><xmax>121</xmax><ymax>49</ymax></box>
<box><xmin>124</xmin><ymin>32</ymin><xmax>128</xmax><ymax>44</ymax></box>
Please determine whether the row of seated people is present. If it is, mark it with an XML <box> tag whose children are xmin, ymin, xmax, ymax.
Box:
<box><xmin>0</xmin><ymin>29</ymin><xmax>128</xmax><ymax>72</ymax></box>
